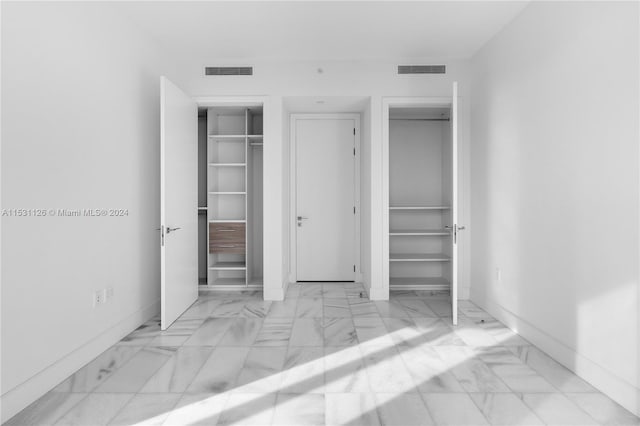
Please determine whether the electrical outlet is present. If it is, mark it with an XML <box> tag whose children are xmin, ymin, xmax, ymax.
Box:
<box><xmin>93</xmin><ymin>290</ymin><xmax>104</xmax><ymax>307</ymax></box>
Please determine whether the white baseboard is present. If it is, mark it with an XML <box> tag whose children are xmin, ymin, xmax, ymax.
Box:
<box><xmin>0</xmin><ymin>300</ymin><xmax>160</xmax><ymax>423</ymax></box>
<box><xmin>368</xmin><ymin>285</ymin><xmax>387</xmax><ymax>300</ymax></box>
<box><xmin>264</xmin><ymin>280</ymin><xmax>286</xmax><ymax>301</ymax></box>
<box><xmin>365</xmin><ymin>282</ymin><xmax>468</xmax><ymax>301</ymax></box>
<box><xmin>476</xmin><ymin>297</ymin><xmax>640</xmax><ymax>417</ymax></box>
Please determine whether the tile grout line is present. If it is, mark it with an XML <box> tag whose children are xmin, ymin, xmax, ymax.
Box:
<box><xmin>13</xmin><ymin>287</ymin><xmax>638</xmax><ymax>426</ymax></box>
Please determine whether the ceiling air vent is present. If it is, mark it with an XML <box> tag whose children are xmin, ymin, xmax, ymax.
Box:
<box><xmin>398</xmin><ymin>65</ymin><xmax>446</xmax><ymax>74</ymax></box>
<box><xmin>205</xmin><ymin>66</ymin><xmax>253</xmax><ymax>76</ymax></box>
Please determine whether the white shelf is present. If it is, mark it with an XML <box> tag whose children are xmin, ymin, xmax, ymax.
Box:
<box><xmin>208</xmin><ymin>277</ymin><xmax>246</xmax><ymax>286</ymax></box>
<box><xmin>209</xmin><ymin>219</ymin><xmax>246</xmax><ymax>223</ymax></box>
<box><xmin>389</xmin><ymin>229</ymin><xmax>449</xmax><ymax>236</ymax></box>
<box><xmin>197</xmin><ymin>207</ymin><xmax>207</xmax><ymax>211</ymax></box>
<box><xmin>390</xmin><ymin>206</ymin><xmax>451</xmax><ymax>211</ymax></box>
<box><xmin>208</xmin><ymin>163</ymin><xmax>246</xmax><ymax>167</ymax></box>
<box><xmin>200</xmin><ymin>283</ymin><xmax>262</xmax><ymax>291</ymax></box>
<box><xmin>248</xmin><ymin>135</ymin><xmax>263</xmax><ymax>139</ymax></box>
<box><xmin>209</xmin><ymin>262</ymin><xmax>246</xmax><ymax>271</ymax></box>
<box><xmin>208</xmin><ymin>134</ymin><xmax>245</xmax><ymax>140</ymax></box>
<box><xmin>390</xmin><ymin>276</ymin><xmax>450</xmax><ymax>287</ymax></box>
<box><xmin>208</xmin><ymin>191</ymin><xmax>246</xmax><ymax>195</ymax></box>
<box><xmin>389</xmin><ymin>253</ymin><xmax>451</xmax><ymax>262</ymax></box>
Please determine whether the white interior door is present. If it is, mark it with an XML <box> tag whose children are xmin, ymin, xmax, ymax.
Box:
<box><xmin>160</xmin><ymin>76</ymin><xmax>198</xmax><ymax>330</ymax></box>
<box><xmin>450</xmin><ymin>82</ymin><xmax>460</xmax><ymax>325</ymax></box>
<box><xmin>295</xmin><ymin>118</ymin><xmax>356</xmax><ymax>281</ymax></box>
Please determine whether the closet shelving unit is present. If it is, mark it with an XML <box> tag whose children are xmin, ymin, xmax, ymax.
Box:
<box><xmin>205</xmin><ymin>107</ymin><xmax>263</xmax><ymax>289</ymax></box>
<box><xmin>388</xmin><ymin>107</ymin><xmax>453</xmax><ymax>291</ymax></box>
<box><xmin>388</xmin><ymin>206</ymin><xmax>453</xmax><ymax>289</ymax></box>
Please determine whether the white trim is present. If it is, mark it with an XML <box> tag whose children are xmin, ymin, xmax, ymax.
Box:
<box><xmin>289</xmin><ymin>113</ymin><xmax>361</xmax><ymax>283</ymax></box>
<box><xmin>0</xmin><ymin>300</ymin><xmax>160</xmax><ymax>423</ymax></box>
<box><xmin>194</xmin><ymin>96</ymin><xmax>268</xmax><ymax>108</ymax></box>
<box><xmin>264</xmin><ymin>280</ymin><xmax>287</xmax><ymax>301</ymax></box>
<box><xmin>368</xmin><ymin>285</ymin><xmax>388</xmax><ymax>301</ymax></box>
<box><xmin>478</xmin><ymin>297</ymin><xmax>640</xmax><ymax>417</ymax></box>
<box><xmin>199</xmin><ymin>285</ymin><xmax>263</xmax><ymax>291</ymax></box>
<box><xmin>289</xmin><ymin>117</ymin><xmax>297</xmax><ymax>282</ymax></box>
<box><xmin>381</xmin><ymin>103</ymin><xmax>390</xmax><ymax>296</ymax></box>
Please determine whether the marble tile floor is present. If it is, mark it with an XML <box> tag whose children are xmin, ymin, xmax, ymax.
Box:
<box><xmin>6</xmin><ymin>282</ymin><xmax>640</xmax><ymax>426</ymax></box>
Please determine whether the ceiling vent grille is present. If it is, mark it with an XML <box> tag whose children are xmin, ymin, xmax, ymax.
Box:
<box><xmin>205</xmin><ymin>66</ymin><xmax>253</xmax><ymax>76</ymax></box>
<box><xmin>398</xmin><ymin>65</ymin><xmax>446</xmax><ymax>74</ymax></box>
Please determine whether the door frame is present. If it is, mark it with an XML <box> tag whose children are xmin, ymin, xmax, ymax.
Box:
<box><xmin>289</xmin><ymin>113</ymin><xmax>361</xmax><ymax>283</ymax></box>
<box><xmin>381</xmin><ymin>95</ymin><xmax>459</xmax><ymax>298</ymax></box>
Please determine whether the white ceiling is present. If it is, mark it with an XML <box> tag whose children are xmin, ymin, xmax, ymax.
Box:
<box><xmin>114</xmin><ymin>1</ymin><xmax>529</xmax><ymax>62</ymax></box>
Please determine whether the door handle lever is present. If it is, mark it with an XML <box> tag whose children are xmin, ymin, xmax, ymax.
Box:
<box><xmin>444</xmin><ymin>225</ymin><xmax>466</xmax><ymax>243</ymax></box>
<box><xmin>166</xmin><ymin>227</ymin><xmax>181</xmax><ymax>234</ymax></box>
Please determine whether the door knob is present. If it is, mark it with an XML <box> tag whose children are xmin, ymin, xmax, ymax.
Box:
<box><xmin>297</xmin><ymin>216</ymin><xmax>308</xmax><ymax>220</ymax></box>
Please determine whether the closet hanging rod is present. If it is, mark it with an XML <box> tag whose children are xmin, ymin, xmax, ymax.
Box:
<box><xmin>389</xmin><ymin>118</ymin><xmax>450</xmax><ymax>121</ymax></box>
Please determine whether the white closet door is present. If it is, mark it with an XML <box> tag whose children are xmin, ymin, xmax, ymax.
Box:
<box><xmin>295</xmin><ymin>118</ymin><xmax>356</xmax><ymax>281</ymax></box>
<box><xmin>160</xmin><ymin>76</ymin><xmax>198</xmax><ymax>330</ymax></box>
<box><xmin>450</xmin><ymin>82</ymin><xmax>459</xmax><ymax>326</ymax></box>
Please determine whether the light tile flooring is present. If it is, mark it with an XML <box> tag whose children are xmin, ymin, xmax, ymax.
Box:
<box><xmin>6</xmin><ymin>283</ymin><xmax>640</xmax><ymax>426</ymax></box>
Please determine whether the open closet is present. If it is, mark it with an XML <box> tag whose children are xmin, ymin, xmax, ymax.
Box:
<box><xmin>198</xmin><ymin>106</ymin><xmax>263</xmax><ymax>289</ymax></box>
<box><xmin>384</xmin><ymin>87</ymin><xmax>462</xmax><ymax>326</ymax></box>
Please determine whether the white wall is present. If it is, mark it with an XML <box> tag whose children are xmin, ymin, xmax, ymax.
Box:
<box><xmin>1</xmin><ymin>3</ymin><xmax>169</xmax><ymax>421</ymax></box>
<box><xmin>281</xmin><ymin>100</ymin><xmax>292</xmax><ymax>295</ymax></box>
<box><xmin>361</xmin><ymin>101</ymin><xmax>373</xmax><ymax>293</ymax></box>
<box><xmin>173</xmin><ymin>59</ymin><xmax>472</xmax><ymax>105</ymax></box>
<box><xmin>261</xmin><ymin>95</ymin><xmax>286</xmax><ymax>300</ymax></box>
<box><xmin>470</xmin><ymin>1</ymin><xmax>639</xmax><ymax>415</ymax></box>
<box><xmin>175</xmin><ymin>59</ymin><xmax>472</xmax><ymax>298</ymax></box>
<box><xmin>0</xmin><ymin>3</ymin><xmax>475</xmax><ymax>418</ymax></box>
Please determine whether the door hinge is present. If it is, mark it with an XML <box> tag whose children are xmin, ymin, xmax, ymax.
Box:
<box><xmin>353</xmin><ymin>265</ymin><xmax>356</xmax><ymax>272</ymax></box>
<box><xmin>353</xmin><ymin>147</ymin><xmax>356</xmax><ymax>156</ymax></box>
<box><xmin>353</xmin><ymin>206</ymin><xmax>356</xmax><ymax>214</ymax></box>
<box><xmin>353</xmin><ymin>128</ymin><xmax>356</xmax><ymax>135</ymax></box>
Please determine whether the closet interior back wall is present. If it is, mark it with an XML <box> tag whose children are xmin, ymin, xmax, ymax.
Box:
<box><xmin>389</xmin><ymin>109</ymin><xmax>453</xmax><ymax>290</ymax></box>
